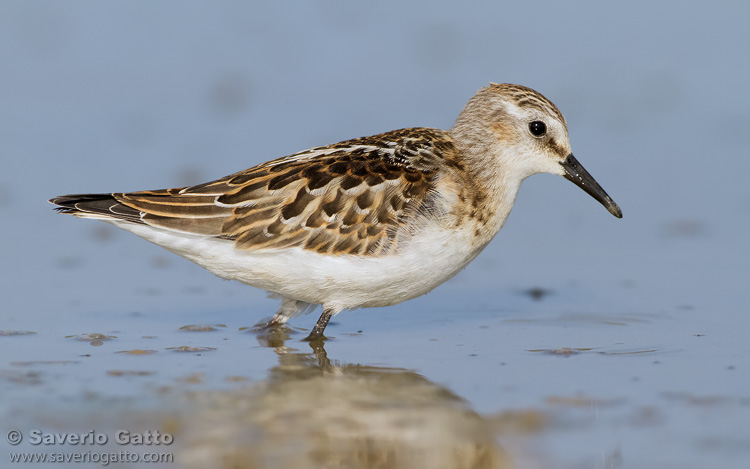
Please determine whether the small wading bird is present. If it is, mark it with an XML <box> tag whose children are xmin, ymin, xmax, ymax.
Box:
<box><xmin>51</xmin><ymin>83</ymin><xmax>621</xmax><ymax>341</ymax></box>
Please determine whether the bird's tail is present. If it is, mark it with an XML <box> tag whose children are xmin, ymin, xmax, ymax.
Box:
<box><xmin>49</xmin><ymin>193</ymin><xmax>144</xmax><ymax>224</ymax></box>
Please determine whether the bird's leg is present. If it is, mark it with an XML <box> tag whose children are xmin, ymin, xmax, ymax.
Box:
<box><xmin>252</xmin><ymin>313</ymin><xmax>286</xmax><ymax>331</ymax></box>
<box><xmin>266</xmin><ymin>314</ymin><xmax>288</xmax><ymax>327</ymax></box>
<box><xmin>253</xmin><ymin>297</ymin><xmax>308</xmax><ymax>330</ymax></box>
<box><xmin>304</xmin><ymin>308</ymin><xmax>334</xmax><ymax>342</ymax></box>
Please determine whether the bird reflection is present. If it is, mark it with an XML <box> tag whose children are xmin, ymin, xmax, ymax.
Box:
<box><xmin>178</xmin><ymin>328</ymin><xmax>512</xmax><ymax>469</ymax></box>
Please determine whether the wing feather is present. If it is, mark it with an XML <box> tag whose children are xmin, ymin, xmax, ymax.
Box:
<box><xmin>51</xmin><ymin>128</ymin><xmax>458</xmax><ymax>256</ymax></box>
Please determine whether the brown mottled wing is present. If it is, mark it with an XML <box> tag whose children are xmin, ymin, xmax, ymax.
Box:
<box><xmin>114</xmin><ymin>128</ymin><xmax>455</xmax><ymax>256</ymax></box>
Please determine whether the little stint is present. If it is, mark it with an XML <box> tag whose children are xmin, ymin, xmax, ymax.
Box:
<box><xmin>50</xmin><ymin>83</ymin><xmax>622</xmax><ymax>340</ymax></box>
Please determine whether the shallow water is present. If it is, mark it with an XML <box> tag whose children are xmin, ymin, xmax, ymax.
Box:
<box><xmin>4</xmin><ymin>295</ymin><xmax>749</xmax><ymax>468</ymax></box>
<box><xmin>2</xmin><ymin>2</ymin><xmax>750</xmax><ymax>468</ymax></box>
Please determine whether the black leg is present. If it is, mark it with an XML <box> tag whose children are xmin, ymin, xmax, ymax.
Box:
<box><xmin>304</xmin><ymin>308</ymin><xmax>334</xmax><ymax>342</ymax></box>
<box><xmin>251</xmin><ymin>315</ymin><xmax>285</xmax><ymax>331</ymax></box>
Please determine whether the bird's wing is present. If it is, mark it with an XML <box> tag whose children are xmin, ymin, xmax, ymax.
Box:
<box><xmin>53</xmin><ymin>128</ymin><xmax>458</xmax><ymax>256</ymax></box>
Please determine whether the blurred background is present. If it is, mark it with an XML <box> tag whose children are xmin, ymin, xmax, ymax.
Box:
<box><xmin>1</xmin><ymin>1</ymin><xmax>749</xmax><ymax>468</ymax></box>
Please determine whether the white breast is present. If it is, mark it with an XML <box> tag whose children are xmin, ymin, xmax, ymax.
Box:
<box><xmin>108</xmin><ymin>220</ymin><xmax>488</xmax><ymax>311</ymax></box>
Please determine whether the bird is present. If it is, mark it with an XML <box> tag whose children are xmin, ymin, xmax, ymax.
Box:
<box><xmin>50</xmin><ymin>83</ymin><xmax>621</xmax><ymax>341</ymax></box>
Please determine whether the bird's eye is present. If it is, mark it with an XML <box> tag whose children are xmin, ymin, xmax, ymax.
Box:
<box><xmin>529</xmin><ymin>121</ymin><xmax>547</xmax><ymax>137</ymax></box>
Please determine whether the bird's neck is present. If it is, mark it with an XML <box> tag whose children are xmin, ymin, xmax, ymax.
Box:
<box><xmin>449</xmin><ymin>132</ymin><xmax>528</xmax><ymax>236</ymax></box>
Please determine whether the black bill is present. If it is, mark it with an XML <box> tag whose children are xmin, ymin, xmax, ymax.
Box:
<box><xmin>561</xmin><ymin>154</ymin><xmax>622</xmax><ymax>218</ymax></box>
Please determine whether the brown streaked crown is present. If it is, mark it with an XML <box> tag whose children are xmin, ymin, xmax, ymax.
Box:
<box><xmin>485</xmin><ymin>83</ymin><xmax>567</xmax><ymax>129</ymax></box>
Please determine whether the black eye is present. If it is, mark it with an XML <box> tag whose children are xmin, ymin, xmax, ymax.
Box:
<box><xmin>529</xmin><ymin>121</ymin><xmax>547</xmax><ymax>137</ymax></box>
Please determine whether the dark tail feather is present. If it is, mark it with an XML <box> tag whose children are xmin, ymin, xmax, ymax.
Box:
<box><xmin>49</xmin><ymin>193</ymin><xmax>144</xmax><ymax>223</ymax></box>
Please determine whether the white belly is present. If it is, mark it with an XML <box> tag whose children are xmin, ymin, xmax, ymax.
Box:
<box><xmin>109</xmin><ymin>220</ymin><xmax>487</xmax><ymax>311</ymax></box>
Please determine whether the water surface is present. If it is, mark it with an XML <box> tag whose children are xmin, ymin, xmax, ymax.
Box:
<box><xmin>2</xmin><ymin>2</ymin><xmax>749</xmax><ymax>468</ymax></box>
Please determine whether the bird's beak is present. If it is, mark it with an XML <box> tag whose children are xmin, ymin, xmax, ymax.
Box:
<box><xmin>561</xmin><ymin>154</ymin><xmax>622</xmax><ymax>218</ymax></box>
